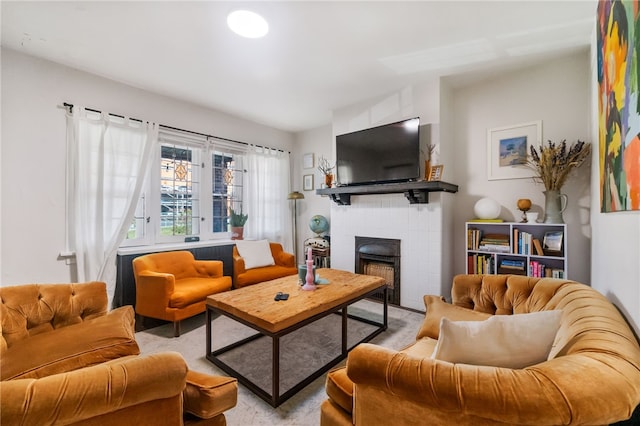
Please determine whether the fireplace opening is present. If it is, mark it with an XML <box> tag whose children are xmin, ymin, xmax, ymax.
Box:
<box><xmin>355</xmin><ymin>237</ymin><xmax>400</xmax><ymax>306</ymax></box>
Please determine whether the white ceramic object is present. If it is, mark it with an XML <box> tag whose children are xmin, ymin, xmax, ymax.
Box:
<box><xmin>526</xmin><ymin>212</ymin><xmax>539</xmax><ymax>223</ymax></box>
<box><xmin>474</xmin><ymin>198</ymin><xmax>501</xmax><ymax>220</ymax></box>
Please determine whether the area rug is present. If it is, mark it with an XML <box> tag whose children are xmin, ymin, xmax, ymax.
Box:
<box><xmin>135</xmin><ymin>299</ymin><xmax>424</xmax><ymax>426</ymax></box>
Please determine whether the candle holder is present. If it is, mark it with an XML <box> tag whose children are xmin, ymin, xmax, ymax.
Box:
<box><xmin>517</xmin><ymin>198</ymin><xmax>532</xmax><ymax>223</ymax></box>
<box><xmin>301</xmin><ymin>247</ymin><xmax>317</xmax><ymax>291</ymax></box>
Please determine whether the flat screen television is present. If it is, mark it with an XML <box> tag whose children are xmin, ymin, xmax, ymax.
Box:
<box><xmin>336</xmin><ymin>117</ymin><xmax>420</xmax><ymax>186</ymax></box>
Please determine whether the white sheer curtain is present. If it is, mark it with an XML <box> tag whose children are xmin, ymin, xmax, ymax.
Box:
<box><xmin>66</xmin><ymin>107</ymin><xmax>157</xmax><ymax>302</ymax></box>
<box><xmin>245</xmin><ymin>146</ymin><xmax>292</xmax><ymax>251</ymax></box>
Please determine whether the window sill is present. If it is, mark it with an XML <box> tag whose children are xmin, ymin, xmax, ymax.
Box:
<box><xmin>117</xmin><ymin>238</ymin><xmax>235</xmax><ymax>256</ymax></box>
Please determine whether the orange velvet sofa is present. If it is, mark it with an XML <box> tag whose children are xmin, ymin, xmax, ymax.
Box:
<box><xmin>133</xmin><ymin>251</ymin><xmax>232</xmax><ymax>336</ymax></box>
<box><xmin>321</xmin><ymin>274</ymin><xmax>640</xmax><ymax>426</ymax></box>
<box><xmin>0</xmin><ymin>281</ymin><xmax>237</xmax><ymax>426</ymax></box>
<box><xmin>232</xmin><ymin>242</ymin><xmax>297</xmax><ymax>288</ymax></box>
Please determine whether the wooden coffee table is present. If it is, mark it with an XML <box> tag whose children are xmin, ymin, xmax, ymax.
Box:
<box><xmin>205</xmin><ymin>268</ymin><xmax>387</xmax><ymax>407</ymax></box>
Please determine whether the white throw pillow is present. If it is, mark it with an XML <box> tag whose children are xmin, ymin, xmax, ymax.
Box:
<box><xmin>431</xmin><ymin>310</ymin><xmax>562</xmax><ymax>369</ymax></box>
<box><xmin>235</xmin><ymin>239</ymin><xmax>275</xmax><ymax>270</ymax></box>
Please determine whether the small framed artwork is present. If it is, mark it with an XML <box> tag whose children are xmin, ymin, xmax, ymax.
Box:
<box><xmin>428</xmin><ymin>165</ymin><xmax>444</xmax><ymax>181</ymax></box>
<box><xmin>303</xmin><ymin>153</ymin><xmax>314</xmax><ymax>169</ymax></box>
<box><xmin>487</xmin><ymin>120</ymin><xmax>541</xmax><ymax>180</ymax></box>
<box><xmin>542</xmin><ymin>231</ymin><xmax>563</xmax><ymax>255</ymax></box>
<box><xmin>303</xmin><ymin>174</ymin><xmax>314</xmax><ymax>191</ymax></box>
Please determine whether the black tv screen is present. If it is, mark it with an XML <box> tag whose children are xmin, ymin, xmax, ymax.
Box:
<box><xmin>336</xmin><ymin>117</ymin><xmax>420</xmax><ymax>186</ymax></box>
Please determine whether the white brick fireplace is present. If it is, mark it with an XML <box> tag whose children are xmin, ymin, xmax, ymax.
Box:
<box><xmin>329</xmin><ymin>192</ymin><xmax>454</xmax><ymax>311</ymax></box>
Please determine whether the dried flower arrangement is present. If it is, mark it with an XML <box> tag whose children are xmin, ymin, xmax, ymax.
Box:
<box><xmin>317</xmin><ymin>156</ymin><xmax>335</xmax><ymax>176</ymax></box>
<box><xmin>527</xmin><ymin>140</ymin><xmax>591</xmax><ymax>191</ymax></box>
<box><xmin>423</xmin><ymin>143</ymin><xmax>436</xmax><ymax>160</ymax></box>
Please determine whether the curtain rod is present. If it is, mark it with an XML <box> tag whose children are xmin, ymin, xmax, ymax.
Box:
<box><xmin>61</xmin><ymin>102</ymin><xmax>288</xmax><ymax>153</ymax></box>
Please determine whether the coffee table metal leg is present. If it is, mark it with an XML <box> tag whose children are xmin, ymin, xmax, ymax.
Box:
<box><xmin>383</xmin><ymin>286</ymin><xmax>388</xmax><ymax>330</ymax></box>
<box><xmin>206</xmin><ymin>305</ymin><xmax>212</xmax><ymax>355</ymax></box>
<box><xmin>273</xmin><ymin>335</ymin><xmax>280</xmax><ymax>406</ymax></box>
<box><xmin>342</xmin><ymin>308</ymin><xmax>348</xmax><ymax>356</ymax></box>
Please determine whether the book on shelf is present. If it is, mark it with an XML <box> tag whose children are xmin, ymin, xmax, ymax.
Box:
<box><xmin>478</xmin><ymin>244</ymin><xmax>511</xmax><ymax>252</ymax></box>
<box><xmin>468</xmin><ymin>218</ymin><xmax>504</xmax><ymax>222</ymax></box>
<box><xmin>533</xmin><ymin>238</ymin><xmax>544</xmax><ymax>256</ymax></box>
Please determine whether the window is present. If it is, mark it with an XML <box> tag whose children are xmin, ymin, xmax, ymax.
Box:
<box><xmin>160</xmin><ymin>143</ymin><xmax>200</xmax><ymax>237</ymax></box>
<box><xmin>121</xmin><ymin>128</ymin><xmax>246</xmax><ymax>247</ymax></box>
<box><xmin>211</xmin><ymin>145</ymin><xmax>245</xmax><ymax>233</ymax></box>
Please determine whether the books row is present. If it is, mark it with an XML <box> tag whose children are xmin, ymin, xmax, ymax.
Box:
<box><xmin>467</xmin><ymin>254</ymin><xmax>496</xmax><ymax>274</ymax></box>
<box><xmin>467</xmin><ymin>228</ymin><xmax>510</xmax><ymax>252</ymax></box>
<box><xmin>493</xmin><ymin>257</ymin><xmax>564</xmax><ymax>278</ymax></box>
<box><xmin>512</xmin><ymin>229</ymin><xmax>545</xmax><ymax>256</ymax></box>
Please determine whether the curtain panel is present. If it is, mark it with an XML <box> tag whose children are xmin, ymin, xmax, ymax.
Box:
<box><xmin>66</xmin><ymin>107</ymin><xmax>157</xmax><ymax>303</ymax></box>
<box><xmin>245</xmin><ymin>146</ymin><xmax>293</xmax><ymax>253</ymax></box>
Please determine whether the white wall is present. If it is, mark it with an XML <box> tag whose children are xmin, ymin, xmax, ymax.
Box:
<box><xmin>291</xmin><ymin>124</ymin><xmax>333</xmax><ymax>262</ymax></box>
<box><xmin>589</xmin><ymin>37</ymin><xmax>640</xmax><ymax>335</ymax></box>
<box><xmin>450</xmin><ymin>50</ymin><xmax>592</xmax><ymax>286</ymax></box>
<box><xmin>1</xmin><ymin>48</ymin><xmax>294</xmax><ymax>286</ymax></box>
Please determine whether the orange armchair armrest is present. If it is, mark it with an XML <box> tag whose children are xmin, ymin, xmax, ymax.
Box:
<box><xmin>0</xmin><ymin>352</ymin><xmax>187</xmax><ymax>426</ymax></box>
<box><xmin>270</xmin><ymin>243</ymin><xmax>295</xmax><ymax>267</ymax></box>
<box><xmin>134</xmin><ymin>271</ymin><xmax>175</xmax><ymax>316</ymax></box>
<box><xmin>233</xmin><ymin>252</ymin><xmax>246</xmax><ymax>275</ymax></box>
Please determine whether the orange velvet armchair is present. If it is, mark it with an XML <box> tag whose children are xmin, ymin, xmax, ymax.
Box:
<box><xmin>232</xmin><ymin>242</ymin><xmax>297</xmax><ymax>288</ymax></box>
<box><xmin>0</xmin><ymin>282</ymin><xmax>238</xmax><ymax>426</ymax></box>
<box><xmin>133</xmin><ymin>251</ymin><xmax>232</xmax><ymax>336</ymax></box>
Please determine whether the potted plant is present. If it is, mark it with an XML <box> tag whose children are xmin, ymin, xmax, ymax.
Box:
<box><xmin>317</xmin><ymin>156</ymin><xmax>335</xmax><ymax>187</ymax></box>
<box><xmin>230</xmin><ymin>207</ymin><xmax>248</xmax><ymax>240</ymax></box>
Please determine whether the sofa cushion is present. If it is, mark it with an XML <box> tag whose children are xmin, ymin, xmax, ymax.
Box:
<box><xmin>235</xmin><ymin>239</ymin><xmax>275</xmax><ymax>269</ymax></box>
<box><xmin>169</xmin><ymin>277</ymin><xmax>231</xmax><ymax>308</ymax></box>
<box><xmin>416</xmin><ymin>295</ymin><xmax>492</xmax><ymax>340</ymax></box>
<box><xmin>1</xmin><ymin>306</ymin><xmax>139</xmax><ymax>380</ymax></box>
<box><xmin>432</xmin><ymin>309</ymin><xmax>562</xmax><ymax>369</ymax></box>
<box><xmin>325</xmin><ymin>367</ymin><xmax>354</xmax><ymax>415</ymax></box>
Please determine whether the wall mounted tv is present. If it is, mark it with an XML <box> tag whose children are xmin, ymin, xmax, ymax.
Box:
<box><xmin>336</xmin><ymin>117</ymin><xmax>420</xmax><ymax>186</ymax></box>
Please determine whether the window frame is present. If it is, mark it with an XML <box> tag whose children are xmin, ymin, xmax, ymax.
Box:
<box><xmin>119</xmin><ymin>128</ymin><xmax>248</xmax><ymax>248</ymax></box>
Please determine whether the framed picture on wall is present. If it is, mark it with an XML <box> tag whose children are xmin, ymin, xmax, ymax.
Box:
<box><xmin>487</xmin><ymin>121</ymin><xmax>541</xmax><ymax>180</ymax></box>
<box><xmin>303</xmin><ymin>174</ymin><xmax>314</xmax><ymax>191</ymax></box>
<box><xmin>303</xmin><ymin>153</ymin><xmax>314</xmax><ymax>169</ymax></box>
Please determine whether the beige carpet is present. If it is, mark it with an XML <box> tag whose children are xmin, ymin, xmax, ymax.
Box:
<box><xmin>135</xmin><ymin>299</ymin><xmax>424</xmax><ymax>426</ymax></box>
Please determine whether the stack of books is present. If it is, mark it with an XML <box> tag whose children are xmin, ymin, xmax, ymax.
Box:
<box><xmin>498</xmin><ymin>258</ymin><xmax>526</xmax><ymax>275</ymax></box>
<box><xmin>478</xmin><ymin>233</ymin><xmax>510</xmax><ymax>253</ymax></box>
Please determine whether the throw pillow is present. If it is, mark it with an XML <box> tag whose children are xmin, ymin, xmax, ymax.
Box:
<box><xmin>416</xmin><ymin>295</ymin><xmax>492</xmax><ymax>340</ymax></box>
<box><xmin>235</xmin><ymin>239</ymin><xmax>275</xmax><ymax>270</ymax></box>
<box><xmin>431</xmin><ymin>310</ymin><xmax>563</xmax><ymax>369</ymax></box>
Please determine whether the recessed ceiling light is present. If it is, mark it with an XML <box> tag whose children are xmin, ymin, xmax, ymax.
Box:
<box><xmin>227</xmin><ymin>10</ymin><xmax>268</xmax><ymax>39</ymax></box>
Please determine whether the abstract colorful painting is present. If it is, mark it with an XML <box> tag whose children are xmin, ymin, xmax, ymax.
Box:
<box><xmin>598</xmin><ymin>0</ymin><xmax>640</xmax><ymax>212</ymax></box>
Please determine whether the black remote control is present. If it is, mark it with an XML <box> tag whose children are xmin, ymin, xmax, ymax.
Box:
<box><xmin>274</xmin><ymin>292</ymin><xmax>289</xmax><ymax>301</ymax></box>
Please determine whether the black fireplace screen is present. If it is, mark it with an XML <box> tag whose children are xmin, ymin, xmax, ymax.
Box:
<box><xmin>355</xmin><ymin>236</ymin><xmax>401</xmax><ymax>306</ymax></box>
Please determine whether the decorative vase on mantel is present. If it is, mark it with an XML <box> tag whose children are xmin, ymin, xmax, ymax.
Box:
<box><xmin>543</xmin><ymin>190</ymin><xmax>568</xmax><ymax>224</ymax></box>
<box><xmin>324</xmin><ymin>173</ymin><xmax>333</xmax><ymax>188</ymax></box>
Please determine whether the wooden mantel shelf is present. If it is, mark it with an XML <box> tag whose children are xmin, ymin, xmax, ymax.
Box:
<box><xmin>316</xmin><ymin>180</ymin><xmax>459</xmax><ymax>205</ymax></box>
